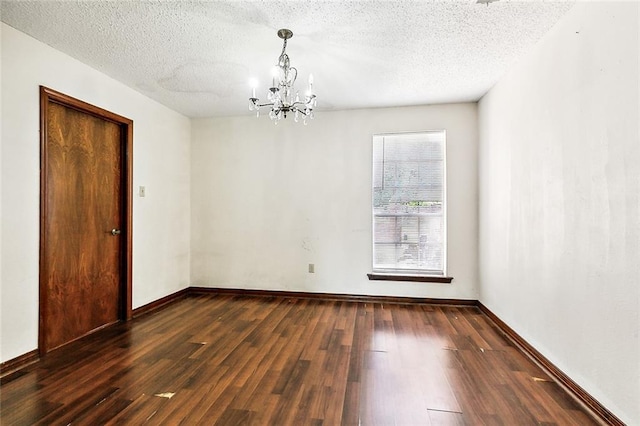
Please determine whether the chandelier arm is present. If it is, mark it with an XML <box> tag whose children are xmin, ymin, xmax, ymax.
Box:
<box><xmin>291</xmin><ymin>100</ymin><xmax>314</xmax><ymax>108</ymax></box>
<box><xmin>290</xmin><ymin>105</ymin><xmax>310</xmax><ymax>116</ymax></box>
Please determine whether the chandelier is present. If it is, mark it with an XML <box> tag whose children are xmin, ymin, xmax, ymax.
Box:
<box><xmin>248</xmin><ymin>29</ymin><xmax>317</xmax><ymax>124</ymax></box>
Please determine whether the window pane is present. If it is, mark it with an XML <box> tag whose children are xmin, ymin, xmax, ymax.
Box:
<box><xmin>372</xmin><ymin>131</ymin><xmax>446</xmax><ymax>275</ymax></box>
<box><xmin>374</xmin><ymin>216</ymin><xmax>400</xmax><ymax>243</ymax></box>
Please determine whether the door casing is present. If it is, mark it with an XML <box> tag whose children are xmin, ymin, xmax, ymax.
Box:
<box><xmin>39</xmin><ymin>86</ymin><xmax>133</xmax><ymax>355</ymax></box>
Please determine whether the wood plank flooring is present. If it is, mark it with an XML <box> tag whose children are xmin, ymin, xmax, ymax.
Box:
<box><xmin>1</xmin><ymin>294</ymin><xmax>599</xmax><ymax>425</ymax></box>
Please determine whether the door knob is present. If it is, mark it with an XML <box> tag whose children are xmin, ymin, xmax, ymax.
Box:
<box><xmin>111</xmin><ymin>229</ymin><xmax>121</xmax><ymax>236</ymax></box>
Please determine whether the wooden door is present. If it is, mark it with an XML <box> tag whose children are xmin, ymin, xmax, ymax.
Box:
<box><xmin>39</xmin><ymin>87</ymin><xmax>133</xmax><ymax>354</ymax></box>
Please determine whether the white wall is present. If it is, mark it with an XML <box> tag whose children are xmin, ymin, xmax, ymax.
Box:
<box><xmin>0</xmin><ymin>23</ymin><xmax>191</xmax><ymax>363</ymax></box>
<box><xmin>478</xmin><ymin>2</ymin><xmax>639</xmax><ymax>424</ymax></box>
<box><xmin>191</xmin><ymin>104</ymin><xmax>478</xmax><ymax>300</ymax></box>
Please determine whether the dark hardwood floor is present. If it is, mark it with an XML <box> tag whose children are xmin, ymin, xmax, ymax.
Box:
<box><xmin>1</xmin><ymin>294</ymin><xmax>599</xmax><ymax>425</ymax></box>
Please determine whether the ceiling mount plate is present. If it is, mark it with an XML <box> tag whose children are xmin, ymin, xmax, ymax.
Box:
<box><xmin>277</xmin><ymin>29</ymin><xmax>293</xmax><ymax>40</ymax></box>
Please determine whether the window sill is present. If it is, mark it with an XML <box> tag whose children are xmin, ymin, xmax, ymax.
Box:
<box><xmin>367</xmin><ymin>273</ymin><xmax>453</xmax><ymax>283</ymax></box>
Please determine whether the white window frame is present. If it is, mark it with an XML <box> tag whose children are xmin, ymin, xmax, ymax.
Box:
<box><xmin>371</xmin><ymin>131</ymin><xmax>448</xmax><ymax>278</ymax></box>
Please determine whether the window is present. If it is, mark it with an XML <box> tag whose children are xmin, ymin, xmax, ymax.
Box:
<box><xmin>371</xmin><ymin>131</ymin><xmax>447</xmax><ymax>278</ymax></box>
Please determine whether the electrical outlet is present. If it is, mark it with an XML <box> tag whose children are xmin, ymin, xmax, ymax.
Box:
<box><xmin>308</xmin><ymin>263</ymin><xmax>315</xmax><ymax>273</ymax></box>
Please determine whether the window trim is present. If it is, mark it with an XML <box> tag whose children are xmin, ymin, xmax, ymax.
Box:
<box><xmin>370</xmin><ymin>130</ymin><xmax>449</xmax><ymax>278</ymax></box>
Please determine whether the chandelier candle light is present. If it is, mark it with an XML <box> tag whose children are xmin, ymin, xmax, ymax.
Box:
<box><xmin>249</xmin><ymin>29</ymin><xmax>317</xmax><ymax>124</ymax></box>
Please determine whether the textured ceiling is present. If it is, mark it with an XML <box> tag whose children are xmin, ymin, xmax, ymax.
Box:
<box><xmin>1</xmin><ymin>1</ymin><xmax>574</xmax><ymax>118</ymax></box>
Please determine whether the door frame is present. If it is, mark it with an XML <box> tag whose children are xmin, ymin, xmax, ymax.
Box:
<box><xmin>39</xmin><ymin>86</ymin><xmax>133</xmax><ymax>355</ymax></box>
